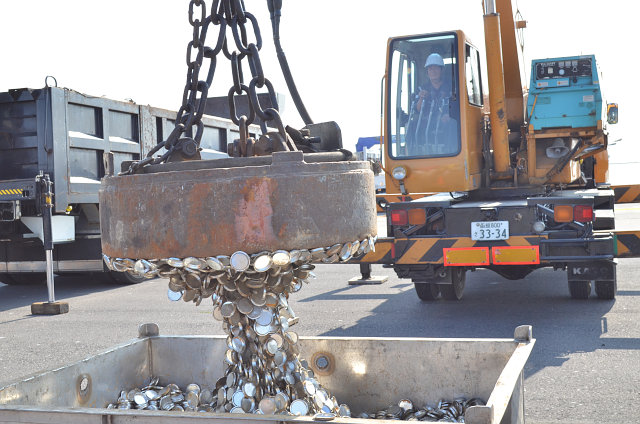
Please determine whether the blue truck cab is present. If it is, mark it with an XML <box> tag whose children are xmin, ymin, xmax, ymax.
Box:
<box><xmin>527</xmin><ymin>55</ymin><xmax>602</xmax><ymax>130</ymax></box>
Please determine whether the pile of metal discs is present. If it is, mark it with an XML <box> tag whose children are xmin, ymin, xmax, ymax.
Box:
<box><xmin>357</xmin><ymin>398</ymin><xmax>485</xmax><ymax>422</ymax></box>
<box><xmin>104</xmin><ymin>238</ymin><xmax>376</xmax><ymax>417</ymax></box>
<box><xmin>105</xmin><ymin>242</ymin><xmax>486</xmax><ymax>421</ymax></box>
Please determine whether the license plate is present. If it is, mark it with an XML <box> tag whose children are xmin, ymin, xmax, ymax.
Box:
<box><xmin>471</xmin><ymin>221</ymin><xmax>509</xmax><ymax>241</ymax></box>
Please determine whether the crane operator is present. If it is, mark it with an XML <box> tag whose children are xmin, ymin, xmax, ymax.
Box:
<box><xmin>406</xmin><ymin>53</ymin><xmax>458</xmax><ymax>156</ymax></box>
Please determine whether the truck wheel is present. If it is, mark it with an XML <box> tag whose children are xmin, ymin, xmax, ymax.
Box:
<box><xmin>568</xmin><ymin>280</ymin><xmax>591</xmax><ymax>299</ymax></box>
<box><xmin>595</xmin><ymin>280</ymin><xmax>616</xmax><ymax>300</ymax></box>
<box><xmin>0</xmin><ymin>273</ymin><xmax>46</xmax><ymax>285</ymax></box>
<box><xmin>108</xmin><ymin>271</ymin><xmax>149</xmax><ymax>285</ymax></box>
<box><xmin>414</xmin><ymin>282</ymin><xmax>440</xmax><ymax>301</ymax></box>
<box><xmin>440</xmin><ymin>268</ymin><xmax>466</xmax><ymax>301</ymax></box>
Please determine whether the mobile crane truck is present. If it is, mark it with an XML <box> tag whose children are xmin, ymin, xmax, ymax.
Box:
<box><xmin>355</xmin><ymin>0</ymin><xmax>620</xmax><ymax>301</ymax></box>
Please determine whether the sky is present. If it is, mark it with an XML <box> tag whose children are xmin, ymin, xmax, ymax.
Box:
<box><xmin>0</xmin><ymin>1</ymin><xmax>634</xmax><ymax>153</ymax></box>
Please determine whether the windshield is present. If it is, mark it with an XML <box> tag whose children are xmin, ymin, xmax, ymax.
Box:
<box><xmin>388</xmin><ymin>33</ymin><xmax>460</xmax><ymax>159</ymax></box>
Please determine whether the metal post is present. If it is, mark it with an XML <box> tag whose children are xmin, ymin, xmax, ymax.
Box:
<box><xmin>360</xmin><ymin>263</ymin><xmax>372</xmax><ymax>280</ymax></box>
<box><xmin>41</xmin><ymin>177</ymin><xmax>55</xmax><ymax>303</ymax></box>
<box><xmin>45</xmin><ymin>250</ymin><xmax>55</xmax><ymax>302</ymax></box>
<box><xmin>31</xmin><ymin>173</ymin><xmax>68</xmax><ymax>315</ymax></box>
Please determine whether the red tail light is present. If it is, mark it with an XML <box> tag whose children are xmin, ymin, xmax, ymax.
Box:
<box><xmin>390</xmin><ymin>209</ymin><xmax>408</xmax><ymax>226</ymax></box>
<box><xmin>574</xmin><ymin>205</ymin><xmax>593</xmax><ymax>222</ymax></box>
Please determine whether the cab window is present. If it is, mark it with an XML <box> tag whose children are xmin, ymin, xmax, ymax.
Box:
<box><xmin>465</xmin><ymin>44</ymin><xmax>483</xmax><ymax>106</ymax></box>
<box><xmin>388</xmin><ymin>34</ymin><xmax>461</xmax><ymax>159</ymax></box>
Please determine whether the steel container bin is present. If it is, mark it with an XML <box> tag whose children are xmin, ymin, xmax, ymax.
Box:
<box><xmin>0</xmin><ymin>325</ymin><xmax>535</xmax><ymax>424</ymax></box>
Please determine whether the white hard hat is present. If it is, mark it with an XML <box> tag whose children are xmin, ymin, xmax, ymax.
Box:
<box><xmin>425</xmin><ymin>53</ymin><xmax>445</xmax><ymax>68</ymax></box>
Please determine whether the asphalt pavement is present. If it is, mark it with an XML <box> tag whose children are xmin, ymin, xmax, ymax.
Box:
<box><xmin>1</xmin><ymin>206</ymin><xmax>640</xmax><ymax>423</ymax></box>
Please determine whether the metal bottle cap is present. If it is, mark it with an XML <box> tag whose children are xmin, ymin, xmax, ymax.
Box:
<box><xmin>259</xmin><ymin>397</ymin><xmax>277</xmax><ymax>415</ymax></box>
<box><xmin>212</xmin><ymin>305</ymin><xmax>224</xmax><ymax>321</ymax></box>
<box><xmin>186</xmin><ymin>391</ymin><xmax>199</xmax><ymax>408</ymax></box>
<box><xmin>272</xmin><ymin>250</ymin><xmax>291</xmax><ymax>266</ymax></box>
<box><xmin>290</xmin><ymin>399</ymin><xmax>309</xmax><ymax>416</ymax></box>
<box><xmin>284</xmin><ymin>372</ymin><xmax>295</xmax><ymax>385</ymax></box>
<box><xmin>339</xmin><ymin>242</ymin><xmax>353</xmax><ymax>261</ymax></box>
<box><xmin>358</xmin><ymin>238</ymin><xmax>369</xmax><ymax>255</ymax></box>
<box><xmin>134</xmin><ymin>259</ymin><xmax>150</xmax><ymax>275</ymax></box>
<box><xmin>313</xmin><ymin>412</ymin><xmax>336</xmax><ymax>421</ymax></box>
<box><xmin>220</xmin><ymin>301</ymin><xmax>237</xmax><ymax>318</ymax></box>
<box><xmin>167</xmin><ymin>289</ymin><xmax>183</xmax><ymax>302</ymax></box>
<box><xmin>253</xmin><ymin>253</ymin><xmax>272</xmax><ymax>272</ymax></box>
<box><xmin>299</xmin><ymin>249</ymin><xmax>312</xmax><ymax>262</ymax></box>
<box><xmin>185</xmin><ymin>272</ymin><xmax>202</xmax><ymax>289</ymax></box>
<box><xmin>256</xmin><ymin>308</ymin><xmax>274</xmax><ymax>326</ymax></box>
<box><xmin>274</xmin><ymin>350</ymin><xmax>287</xmax><ymax>366</ymax></box>
<box><xmin>265</xmin><ymin>338</ymin><xmax>279</xmax><ymax>355</ymax></box>
<box><xmin>144</xmin><ymin>390</ymin><xmax>159</xmax><ymax>401</ymax></box>
<box><xmin>270</xmin><ymin>333</ymin><xmax>284</xmax><ymax>348</ymax></box>
<box><xmin>216</xmin><ymin>255</ymin><xmax>231</xmax><ymax>267</ymax></box>
<box><xmin>322</xmin><ymin>254</ymin><xmax>339</xmax><ymax>264</ymax></box>
<box><xmin>247</xmin><ymin>307</ymin><xmax>262</xmax><ymax>320</ymax></box>
<box><xmin>236</xmin><ymin>297</ymin><xmax>254</xmax><ymax>315</ymax></box>
<box><xmin>199</xmin><ymin>389</ymin><xmax>213</xmax><ymax>404</ymax></box>
<box><xmin>184</xmin><ymin>257</ymin><xmax>205</xmax><ymax>270</ymax></box>
<box><xmin>279</xmin><ymin>315</ymin><xmax>290</xmax><ymax>332</ymax></box>
<box><xmin>274</xmin><ymin>392</ymin><xmax>289</xmax><ymax>411</ymax></box>
<box><xmin>166</xmin><ymin>257</ymin><xmax>184</xmax><ymax>268</ymax></box>
<box><xmin>206</xmin><ymin>256</ymin><xmax>224</xmax><ymax>271</ymax></box>
<box><xmin>398</xmin><ymin>399</ymin><xmax>413</xmax><ymax>412</ymax></box>
<box><xmin>232</xmin><ymin>390</ymin><xmax>244</xmax><ymax>407</ymax></box>
<box><xmin>236</xmin><ymin>280</ymin><xmax>252</xmax><ymax>298</ymax></box>
<box><xmin>310</xmin><ymin>248</ymin><xmax>327</xmax><ymax>261</ymax></box>
<box><xmin>231</xmin><ymin>251</ymin><xmax>251</xmax><ymax>272</ymax></box>
<box><xmin>243</xmin><ymin>382</ymin><xmax>257</xmax><ymax>397</ymax></box>
<box><xmin>168</xmin><ymin>275</ymin><xmax>185</xmax><ymax>291</ymax></box>
<box><xmin>285</xmin><ymin>331</ymin><xmax>299</xmax><ymax>345</ymax></box>
<box><xmin>226</xmin><ymin>372</ymin><xmax>237</xmax><ymax>387</ymax></box>
<box><xmin>241</xmin><ymin>396</ymin><xmax>256</xmax><ymax>412</ymax></box>
<box><xmin>254</xmin><ymin>323</ymin><xmax>271</xmax><ymax>336</ymax></box>
<box><xmin>287</xmin><ymin>249</ymin><xmax>300</xmax><ymax>263</ymax></box>
<box><xmin>265</xmin><ymin>293</ymin><xmax>279</xmax><ymax>308</ymax></box>
<box><xmin>326</xmin><ymin>244</ymin><xmax>342</xmax><ymax>256</ymax></box>
<box><xmin>182</xmin><ymin>288</ymin><xmax>197</xmax><ymax>302</ymax></box>
<box><xmin>231</xmin><ymin>336</ymin><xmax>246</xmax><ymax>353</ymax></box>
<box><xmin>250</xmin><ymin>288</ymin><xmax>267</xmax><ymax>307</ymax></box>
<box><xmin>134</xmin><ymin>393</ymin><xmax>148</xmax><ymax>405</ymax></box>
<box><xmin>338</xmin><ymin>404</ymin><xmax>351</xmax><ymax>417</ymax></box>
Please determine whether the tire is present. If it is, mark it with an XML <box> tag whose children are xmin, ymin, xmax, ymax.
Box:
<box><xmin>568</xmin><ymin>280</ymin><xmax>591</xmax><ymax>299</ymax></box>
<box><xmin>0</xmin><ymin>273</ymin><xmax>46</xmax><ymax>285</ymax></box>
<box><xmin>595</xmin><ymin>280</ymin><xmax>616</xmax><ymax>300</ymax></box>
<box><xmin>440</xmin><ymin>268</ymin><xmax>466</xmax><ymax>301</ymax></box>
<box><xmin>414</xmin><ymin>282</ymin><xmax>440</xmax><ymax>301</ymax></box>
<box><xmin>109</xmin><ymin>271</ymin><xmax>149</xmax><ymax>285</ymax></box>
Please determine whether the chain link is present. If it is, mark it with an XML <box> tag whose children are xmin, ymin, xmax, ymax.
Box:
<box><xmin>122</xmin><ymin>0</ymin><xmax>297</xmax><ymax>175</ymax></box>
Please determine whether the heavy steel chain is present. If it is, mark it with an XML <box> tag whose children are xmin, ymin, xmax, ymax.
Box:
<box><xmin>122</xmin><ymin>0</ymin><xmax>301</xmax><ymax>175</ymax></box>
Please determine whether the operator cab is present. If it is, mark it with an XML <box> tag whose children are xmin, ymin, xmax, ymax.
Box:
<box><xmin>385</xmin><ymin>31</ymin><xmax>485</xmax><ymax>194</ymax></box>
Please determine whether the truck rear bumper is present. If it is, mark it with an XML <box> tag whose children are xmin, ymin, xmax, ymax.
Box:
<box><xmin>353</xmin><ymin>234</ymin><xmax>615</xmax><ymax>266</ymax></box>
<box><xmin>0</xmin><ymin>259</ymin><xmax>104</xmax><ymax>273</ymax></box>
<box><xmin>0</xmin><ymin>237</ymin><xmax>105</xmax><ymax>273</ymax></box>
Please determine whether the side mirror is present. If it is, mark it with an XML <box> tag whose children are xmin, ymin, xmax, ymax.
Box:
<box><xmin>607</xmin><ymin>103</ymin><xmax>618</xmax><ymax>125</ymax></box>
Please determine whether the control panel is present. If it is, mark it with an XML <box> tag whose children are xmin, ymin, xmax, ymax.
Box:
<box><xmin>535</xmin><ymin>58</ymin><xmax>592</xmax><ymax>80</ymax></box>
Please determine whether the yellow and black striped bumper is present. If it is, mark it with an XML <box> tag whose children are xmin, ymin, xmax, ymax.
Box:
<box><xmin>613</xmin><ymin>185</ymin><xmax>640</xmax><ymax>204</ymax></box>
<box><xmin>613</xmin><ymin>231</ymin><xmax>640</xmax><ymax>258</ymax></box>
<box><xmin>0</xmin><ymin>188</ymin><xmax>24</xmax><ymax>197</ymax></box>
<box><xmin>354</xmin><ymin>235</ymin><xmax>545</xmax><ymax>265</ymax></box>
